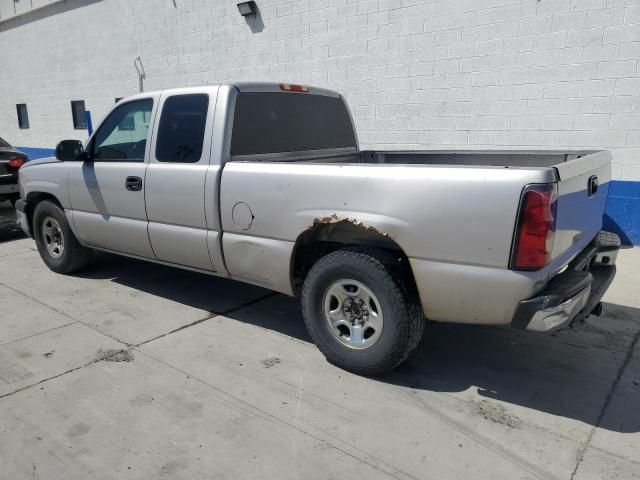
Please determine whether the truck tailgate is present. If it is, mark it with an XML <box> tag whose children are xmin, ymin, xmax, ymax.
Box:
<box><xmin>551</xmin><ymin>151</ymin><xmax>611</xmax><ymax>264</ymax></box>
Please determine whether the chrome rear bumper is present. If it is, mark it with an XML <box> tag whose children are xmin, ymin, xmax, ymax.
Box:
<box><xmin>527</xmin><ymin>285</ymin><xmax>591</xmax><ymax>332</ymax></box>
<box><xmin>512</xmin><ymin>231</ymin><xmax>620</xmax><ymax>332</ymax></box>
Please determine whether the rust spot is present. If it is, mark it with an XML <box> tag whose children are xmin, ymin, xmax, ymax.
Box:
<box><xmin>310</xmin><ymin>213</ymin><xmax>389</xmax><ymax>237</ymax></box>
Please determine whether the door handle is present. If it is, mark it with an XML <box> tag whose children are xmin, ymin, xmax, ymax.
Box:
<box><xmin>125</xmin><ymin>176</ymin><xmax>143</xmax><ymax>191</ymax></box>
<box><xmin>588</xmin><ymin>175</ymin><xmax>598</xmax><ymax>197</ymax></box>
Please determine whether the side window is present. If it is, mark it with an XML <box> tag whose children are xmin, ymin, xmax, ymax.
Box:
<box><xmin>91</xmin><ymin>99</ymin><xmax>153</xmax><ymax>162</ymax></box>
<box><xmin>155</xmin><ymin>94</ymin><xmax>209</xmax><ymax>163</ymax></box>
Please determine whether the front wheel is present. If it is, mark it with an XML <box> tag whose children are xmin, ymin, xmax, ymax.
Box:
<box><xmin>33</xmin><ymin>200</ymin><xmax>92</xmax><ymax>273</ymax></box>
<box><xmin>301</xmin><ymin>248</ymin><xmax>426</xmax><ymax>375</ymax></box>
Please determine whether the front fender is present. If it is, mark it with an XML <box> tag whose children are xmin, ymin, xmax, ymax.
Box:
<box><xmin>21</xmin><ymin>161</ymin><xmax>70</xmax><ymax>209</ymax></box>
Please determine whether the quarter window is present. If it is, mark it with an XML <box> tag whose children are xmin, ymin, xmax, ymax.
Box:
<box><xmin>91</xmin><ymin>99</ymin><xmax>153</xmax><ymax>162</ymax></box>
<box><xmin>16</xmin><ymin>104</ymin><xmax>29</xmax><ymax>129</ymax></box>
<box><xmin>71</xmin><ymin>100</ymin><xmax>86</xmax><ymax>129</ymax></box>
<box><xmin>155</xmin><ymin>94</ymin><xmax>209</xmax><ymax>163</ymax></box>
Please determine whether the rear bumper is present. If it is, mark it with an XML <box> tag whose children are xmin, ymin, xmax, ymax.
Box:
<box><xmin>0</xmin><ymin>182</ymin><xmax>19</xmax><ymax>196</ymax></box>
<box><xmin>512</xmin><ymin>231</ymin><xmax>620</xmax><ymax>332</ymax></box>
<box><xmin>15</xmin><ymin>199</ymin><xmax>31</xmax><ymax>237</ymax></box>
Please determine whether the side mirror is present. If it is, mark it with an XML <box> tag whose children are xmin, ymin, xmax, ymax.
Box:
<box><xmin>55</xmin><ymin>140</ymin><xmax>86</xmax><ymax>162</ymax></box>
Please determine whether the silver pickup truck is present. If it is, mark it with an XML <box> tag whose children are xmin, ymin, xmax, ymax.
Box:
<box><xmin>15</xmin><ymin>82</ymin><xmax>620</xmax><ymax>374</ymax></box>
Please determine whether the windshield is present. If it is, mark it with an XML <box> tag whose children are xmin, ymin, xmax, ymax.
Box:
<box><xmin>0</xmin><ymin>137</ymin><xmax>11</xmax><ymax>148</ymax></box>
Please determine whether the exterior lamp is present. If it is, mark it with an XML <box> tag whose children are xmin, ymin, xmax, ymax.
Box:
<box><xmin>237</xmin><ymin>1</ymin><xmax>257</xmax><ymax>16</ymax></box>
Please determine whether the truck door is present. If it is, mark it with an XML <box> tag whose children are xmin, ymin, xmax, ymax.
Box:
<box><xmin>68</xmin><ymin>96</ymin><xmax>157</xmax><ymax>258</ymax></box>
<box><xmin>145</xmin><ymin>87</ymin><xmax>220</xmax><ymax>271</ymax></box>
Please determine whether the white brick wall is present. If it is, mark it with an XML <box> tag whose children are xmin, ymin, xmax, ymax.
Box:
<box><xmin>0</xmin><ymin>0</ymin><xmax>639</xmax><ymax>180</ymax></box>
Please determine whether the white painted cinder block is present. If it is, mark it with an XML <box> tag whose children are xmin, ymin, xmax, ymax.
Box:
<box><xmin>0</xmin><ymin>0</ymin><xmax>638</xmax><ymax>180</ymax></box>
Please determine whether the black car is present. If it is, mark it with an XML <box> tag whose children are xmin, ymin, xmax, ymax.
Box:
<box><xmin>0</xmin><ymin>137</ymin><xmax>28</xmax><ymax>206</ymax></box>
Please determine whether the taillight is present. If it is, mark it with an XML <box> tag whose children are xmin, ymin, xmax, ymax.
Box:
<box><xmin>511</xmin><ymin>184</ymin><xmax>557</xmax><ymax>270</ymax></box>
<box><xmin>7</xmin><ymin>157</ymin><xmax>26</xmax><ymax>171</ymax></box>
<box><xmin>279</xmin><ymin>83</ymin><xmax>309</xmax><ymax>93</ymax></box>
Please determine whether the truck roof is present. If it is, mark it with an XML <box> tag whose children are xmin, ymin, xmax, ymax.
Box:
<box><xmin>120</xmin><ymin>82</ymin><xmax>341</xmax><ymax>103</ymax></box>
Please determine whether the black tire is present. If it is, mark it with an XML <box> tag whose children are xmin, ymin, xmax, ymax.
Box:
<box><xmin>33</xmin><ymin>200</ymin><xmax>92</xmax><ymax>273</ymax></box>
<box><xmin>301</xmin><ymin>247</ymin><xmax>426</xmax><ymax>375</ymax></box>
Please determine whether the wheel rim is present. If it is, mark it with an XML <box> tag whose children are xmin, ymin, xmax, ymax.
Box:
<box><xmin>41</xmin><ymin>216</ymin><xmax>64</xmax><ymax>259</ymax></box>
<box><xmin>323</xmin><ymin>279</ymin><xmax>384</xmax><ymax>350</ymax></box>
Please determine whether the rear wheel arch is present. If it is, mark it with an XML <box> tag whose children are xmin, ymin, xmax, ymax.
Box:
<box><xmin>290</xmin><ymin>220</ymin><xmax>420</xmax><ymax>299</ymax></box>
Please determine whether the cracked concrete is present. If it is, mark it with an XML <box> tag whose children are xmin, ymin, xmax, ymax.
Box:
<box><xmin>570</xmin><ymin>326</ymin><xmax>640</xmax><ymax>480</ymax></box>
<box><xmin>1</xmin><ymin>200</ymin><xmax>639</xmax><ymax>479</ymax></box>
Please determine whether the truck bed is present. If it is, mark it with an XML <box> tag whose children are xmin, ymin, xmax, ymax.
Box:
<box><xmin>242</xmin><ymin>149</ymin><xmax>599</xmax><ymax>169</ymax></box>
<box><xmin>228</xmin><ymin>146</ymin><xmax>611</xmax><ymax>284</ymax></box>
<box><xmin>358</xmin><ymin>150</ymin><xmax>598</xmax><ymax>168</ymax></box>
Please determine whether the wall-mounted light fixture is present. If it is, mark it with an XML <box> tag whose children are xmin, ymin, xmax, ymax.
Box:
<box><xmin>237</xmin><ymin>1</ymin><xmax>257</xmax><ymax>16</ymax></box>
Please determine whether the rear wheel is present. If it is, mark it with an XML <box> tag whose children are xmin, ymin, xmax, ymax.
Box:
<box><xmin>33</xmin><ymin>200</ymin><xmax>92</xmax><ymax>273</ymax></box>
<box><xmin>301</xmin><ymin>247</ymin><xmax>426</xmax><ymax>375</ymax></box>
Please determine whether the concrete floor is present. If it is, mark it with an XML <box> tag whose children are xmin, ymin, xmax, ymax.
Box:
<box><xmin>0</xmin><ymin>199</ymin><xmax>639</xmax><ymax>480</ymax></box>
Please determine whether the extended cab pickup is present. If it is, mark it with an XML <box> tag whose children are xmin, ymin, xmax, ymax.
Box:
<box><xmin>16</xmin><ymin>83</ymin><xmax>620</xmax><ymax>374</ymax></box>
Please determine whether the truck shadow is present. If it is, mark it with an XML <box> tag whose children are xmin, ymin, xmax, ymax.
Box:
<box><xmin>80</xmin><ymin>251</ymin><xmax>639</xmax><ymax>434</ymax></box>
<box><xmin>230</xmin><ymin>288</ymin><xmax>640</xmax><ymax>435</ymax></box>
<box><xmin>385</xmin><ymin>304</ymin><xmax>640</xmax><ymax>435</ymax></box>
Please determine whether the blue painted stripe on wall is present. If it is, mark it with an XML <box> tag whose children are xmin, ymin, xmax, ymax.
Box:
<box><xmin>14</xmin><ymin>146</ymin><xmax>640</xmax><ymax>245</ymax></box>
<box><xmin>604</xmin><ymin>180</ymin><xmax>640</xmax><ymax>246</ymax></box>
<box><xmin>17</xmin><ymin>146</ymin><xmax>56</xmax><ymax>160</ymax></box>
<box><xmin>608</xmin><ymin>179</ymin><xmax>640</xmax><ymax>197</ymax></box>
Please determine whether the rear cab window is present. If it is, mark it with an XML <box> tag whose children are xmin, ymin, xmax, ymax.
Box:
<box><xmin>155</xmin><ymin>94</ymin><xmax>209</xmax><ymax>163</ymax></box>
<box><xmin>231</xmin><ymin>92</ymin><xmax>357</xmax><ymax>158</ymax></box>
